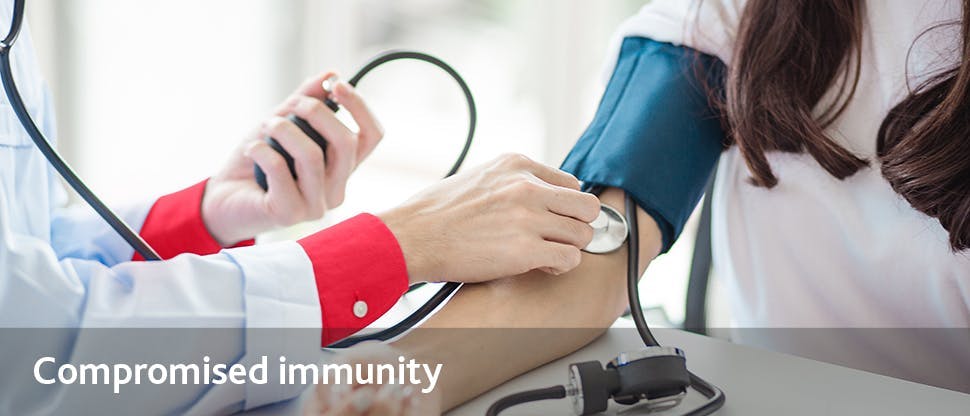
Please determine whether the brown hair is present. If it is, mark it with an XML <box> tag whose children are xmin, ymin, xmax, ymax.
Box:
<box><xmin>721</xmin><ymin>0</ymin><xmax>970</xmax><ymax>250</ymax></box>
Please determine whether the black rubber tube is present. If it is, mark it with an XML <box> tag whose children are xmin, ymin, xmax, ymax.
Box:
<box><xmin>485</xmin><ymin>385</ymin><xmax>567</xmax><ymax>416</ymax></box>
<box><xmin>625</xmin><ymin>194</ymin><xmax>658</xmax><ymax>347</ymax></box>
<box><xmin>347</xmin><ymin>50</ymin><xmax>475</xmax><ymax>178</ymax></box>
<box><xmin>488</xmin><ymin>194</ymin><xmax>726</xmax><ymax>415</ymax></box>
<box><xmin>4</xmin><ymin>8</ymin><xmax>476</xmax><ymax>336</ymax></box>
<box><xmin>624</xmin><ymin>193</ymin><xmax>726</xmax><ymax>415</ymax></box>
<box><xmin>328</xmin><ymin>50</ymin><xmax>476</xmax><ymax>348</ymax></box>
<box><xmin>0</xmin><ymin>0</ymin><xmax>161</xmax><ymax>261</ymax></box>
<box><xmin>327</xmin><ymin>282</ymin><xmax>460</xmax><ymax>348</ymax></box>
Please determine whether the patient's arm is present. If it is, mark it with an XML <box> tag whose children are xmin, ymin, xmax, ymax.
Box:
<box><xmin>392</xmin><ymin>187</ymin><xmax>663</xmax><ymax>411</ymax></box>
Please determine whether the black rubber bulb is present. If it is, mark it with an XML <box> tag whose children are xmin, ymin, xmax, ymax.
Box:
<box><xmin>254</xmin><ymin>98</ymin><xmax>339</xmax><ymax>191</ymax></box>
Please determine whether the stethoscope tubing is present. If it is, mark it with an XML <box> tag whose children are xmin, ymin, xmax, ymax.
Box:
<box><xmin>0</xmin><ymin>0</ymin><xmax>474</xmax><ymax>348</ymax></box>
<box><xmin>0</xmin><ymin>0</ymin><xmax>163</xmax><ymax>261</ymax></box>
<box><xmin>3</xmin><ymin>1</ymin><xmax>725</xmax><ymax>412</ymax></box>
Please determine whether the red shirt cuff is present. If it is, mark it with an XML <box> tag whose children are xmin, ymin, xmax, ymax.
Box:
<box><xmin>133</xmin><ymin>180</ymin><xmax>255</xmax><ymax>261</ymax></box>
<box><xmin>298</xmin><ymin>213</ymin><xmax>410</xmax><ymax>346</ymax></box>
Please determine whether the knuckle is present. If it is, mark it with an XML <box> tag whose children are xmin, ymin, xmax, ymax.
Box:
<box><xmin>566</xmin><ymin>174</ymin><xmax>582</xmax><ymax>190</ymax></box>
<box><xmin>495</xmin><ymin>182</ymin><xmax>517</xmax><ymax>202</ymax></box>
<box><xmin>282</xmin><ymin>95</ymin><xmax>300</xmax><ymax>110</ymax></box>
<box><xmin>267</xmin><ymin>117</ymin><xmax>289</xmax><ymax>136</ymax></box>
<box><xmin>304</xmin><ymin>145</ymin><xmax>325</xmax><ymax>165</ymax></box>
<box><xmin>560</xmin><ymin>247</ymin><xmax>582</xmax><ymax>269</ymax></box>
<box><xmin>286</xmin><ymin>205</ymin><xmax>308</xmax><ymax>224</ymax></box>
<box><xmin>339</xmin><ymin>85</ymin><xmax>361</xmax><ymax>105</ymax></box>
<box><xmin>333</xmin><ymin>130</ymin><xmax>356</xmax><ymax>150</ymax></box>
<box><xmin>578</xmin><ymin>223</ymin><xmax>594</xmax><ymax>246</ymax></box>
<box><xmin>568</xmin><ymin>248</ymin><xmax>582</xmax><ymax>268</ymax></box>
<box><xmin>264</xmin><ymin>154</ymin><xmax>288</xmax><ymax>172</ymax></box>
<box><xmin>248</xmin><ymin>139</ymin><xmax>269</xmax><ymax>155</ymax></box>
<box><xmin>512</xmin><ymin>153</ymin><xmax>532</xmax><ymax>167</ymax></box>
<box><xmin>326</xmin><ymin>135</ymin><xmax>356</xmax><ymax>165</ymax></box>
<box><xmin>582</xmin><ymin>194</ymin><xmax>601</xmax><ymax>221</ymax></box>
<box><xmin>298</xmin><ymin>97</ymin><xmax>326</xmax><ymax>116</ymax></box>
<box><xmin>508</xmin><ymin>181</ymin><xmax>529</xmax><ymax>197</ymax></box>
<box><xmin>499</xmin><ymin>152</ymin><xmax>530</xmax><ymax>168</ymax></box>
<box><xmin>507</xmin><ymin>179</ymin><xmax>537</xmax><ymax>199</ymax></box>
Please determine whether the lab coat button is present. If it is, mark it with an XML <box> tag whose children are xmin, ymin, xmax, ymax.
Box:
<box><xmin>353</xmin><ymin>300</ymin><xmax>368</xmax><ymax>318</ymax></box>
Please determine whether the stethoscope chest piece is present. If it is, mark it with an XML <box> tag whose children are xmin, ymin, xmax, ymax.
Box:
<box><xmin>583</xmin><ymin>204</ymin><xmax>629</xmax><ymax>254</ymax></box>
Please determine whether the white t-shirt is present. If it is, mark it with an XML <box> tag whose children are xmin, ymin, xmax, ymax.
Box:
<box><xmin>612</xmin><ymin>0</ymin><xmax>970</xmax><ymax>392</ymax></box>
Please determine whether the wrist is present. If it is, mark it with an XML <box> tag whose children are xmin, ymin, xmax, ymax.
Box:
<box><xmin>379</xmin><ymin>206</ymin><xmax>436</xmax><ymax>285</ymax></box>
<box><xmin>200</xmin><ymin>179</ymin><xmax>262</xmax><ymax>247</ymax></box>
<box><xmin>200</xmin><ymin>181</ymin><xmax>233</xmax><ymax>247</ymax></box>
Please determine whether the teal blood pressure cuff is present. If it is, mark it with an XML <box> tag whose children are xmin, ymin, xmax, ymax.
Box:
<box><xmin>561</xmin><ymin>37</ymin><xmax>727</xmax><ymax>254</ymax></box>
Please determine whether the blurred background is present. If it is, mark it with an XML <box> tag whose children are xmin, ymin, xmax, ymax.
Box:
<box><xmin>26</xmin><ymin>0</ymin><xmax>727</xmax><ymax>329</ymax></box>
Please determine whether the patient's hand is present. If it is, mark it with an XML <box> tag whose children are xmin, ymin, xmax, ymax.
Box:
<box><xmin>303</xmin><ymin>343</ymin><xmax>442</xmax><ymax>416</ymax></box>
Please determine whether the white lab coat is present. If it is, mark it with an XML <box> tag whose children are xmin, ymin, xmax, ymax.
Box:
<box><xmin>0</xmin><ymin>3</ymin><xmax>323</xmax><ymax>414</ymax></box>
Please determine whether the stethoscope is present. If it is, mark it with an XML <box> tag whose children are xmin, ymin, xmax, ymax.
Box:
<box><xmin>0</xmin><ymin>0</ymin><xmax>724</xmax><ymax>413</ymax></box>
<box><xmin>486</xmin><ymin>191</ymin><xmax>725</xmax><ymax>415</ymax></box>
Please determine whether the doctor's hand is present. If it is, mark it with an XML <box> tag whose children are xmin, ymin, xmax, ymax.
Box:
<box><xmin>380</xmin><ymin>154</ymin><xmax>600</xmax><ymax>284</ymax></box>
<box><xmin>202</xmin><ymin>72</ymin><xmax>383</xmax><ymax>246</ymax></box>
<box><xmin>303</xmin><ymin>342</ymin><xmax>442</xmax><ymax>416</ymax></box>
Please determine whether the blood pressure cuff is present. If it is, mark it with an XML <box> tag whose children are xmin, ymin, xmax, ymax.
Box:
<box><xmin>561</xmin><ymin>37</ymin><xmax>727</xmax><ymax>254</ymax></box>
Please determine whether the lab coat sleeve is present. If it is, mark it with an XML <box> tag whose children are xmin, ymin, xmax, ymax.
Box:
<box><xmin>47</xmin><ymin>196</ymin><xmax>153</xmax><ymax>265</ymax></box>
<box><xmin>1</xmin><ymin>185</ymin><xmax>312</xmax><ymax>413</ymax></box>
<box><xmin>3</xmin><ymin>12</ymin><xmax>409</xmax><ymax>413</ymax></box>
<box><xmin>43</xmin><ymin>85</ymin><xmax>250</xmax><ymax>264</ymax></box>
<box><xmin>106</xmin><ymin>175</ymin><xmax>408</xmax><ymax>345</ymax></box>
<box><xmin>2</xmin><ymin>186</ymin><xmax>409</xmax><ymax>414</ymax></box>
<box><xmin>41</xmin><ymin>89</ymin><xmax>148</xmax><ymax>266</ymax></box>
<box><xmin>131</xmin><ymin>179</ymin><xmax>255</xmax><ymax>261</ymax></box>
<box><xmin>130</xmin><ymin>174</ymin><xmax>409</xmax><ymax>345</ymax></box>
<box><xmin>49</xmin><ymin>179</ymin><xmax>254</xmax><ymax>265</ymax></box>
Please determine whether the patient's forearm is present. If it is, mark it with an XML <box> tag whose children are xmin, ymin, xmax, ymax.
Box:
<box><xmin>393</xmin><ymin>188</ymin><xmax>662</xmax><ymax>411</ymax></box>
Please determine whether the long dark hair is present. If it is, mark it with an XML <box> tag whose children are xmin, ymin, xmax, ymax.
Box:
<box><xmin>722</xmin><ymin>0</ymin><xmax>970</xmax><ymax>250</ymax></box>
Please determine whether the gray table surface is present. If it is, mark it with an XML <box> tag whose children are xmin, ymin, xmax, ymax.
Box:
<box><xmin>248</xmin><ymin>328</ymin><xmax>970</xmax><ymax>415</ymax></box>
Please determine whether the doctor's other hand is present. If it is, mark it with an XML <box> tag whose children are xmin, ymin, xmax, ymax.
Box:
<box><xmin>380</xmin><ymin>154</ymin><xmax>600</xmax><ymax>284</ymax></box>
<box><xmin>202</xmin><ymin>72</ymin><xmax>384</xmax><ymax>246</ymax></box>
<box><xmin>303</xmin><ymin>342</ymin><xmax>442</xmax><ymax>416</ymax></box>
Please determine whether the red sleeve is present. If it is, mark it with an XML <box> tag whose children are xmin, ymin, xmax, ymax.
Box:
<box><xmin>298</xmin><ymin>214</ymin><xmax>410</xmax><ymax>346</ymax></box>
<box><xmin>133</xmin><ymin>180</ymin><xmax>254</xmax><ymax>261</ymax></box>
